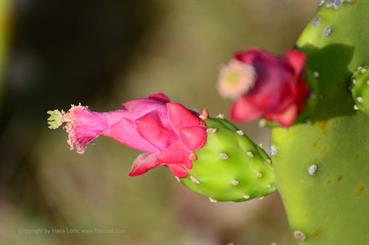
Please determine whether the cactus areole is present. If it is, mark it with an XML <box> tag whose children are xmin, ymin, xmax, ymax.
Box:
<box><xmin>47</xmin><ymin>1</ymin><xmax>369</xmax><ymax>244</ymax></box>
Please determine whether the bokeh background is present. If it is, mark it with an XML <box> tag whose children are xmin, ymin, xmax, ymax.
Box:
<box><xmin>0</xmin><ymin>0</ymin><xmax>317</xmax><ymax>244</ymax></box>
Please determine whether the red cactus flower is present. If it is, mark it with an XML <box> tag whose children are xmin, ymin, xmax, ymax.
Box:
<box><xmin>217</xmin><ymin>48</ymin><xmax>309</xmax><ymax>127</ymax></box>
<box><xmin>47</xmin><ymin>93</ymin><xmax>207</xmax><ymax>178</ymax></box>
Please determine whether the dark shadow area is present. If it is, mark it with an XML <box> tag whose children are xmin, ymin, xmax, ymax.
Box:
<box><xmin>297</xmin><ymin>43</ymin><xmax>355</xmax><ymax>123</ymax></box>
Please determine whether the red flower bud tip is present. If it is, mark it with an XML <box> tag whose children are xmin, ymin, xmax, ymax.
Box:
<box><xmin>47</xmin><ymin>93</ymin><xmax>207</xmax><ymax>178</ymax></box>
<box><xmin>218</xmin><ymin>48</ymin><xmax>309</xmax><ymax>127</ymax></box>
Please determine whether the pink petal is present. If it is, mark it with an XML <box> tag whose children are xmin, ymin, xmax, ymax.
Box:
<box><xmin>62</xmin><ymin>105</ymin><xmax>108</xmax><ymax>154</ymax></box>
<box><xmin>178</xmin><ymin>126</ymin><xmax>207</xmax><ymax>150</ymax></box>
<box><xmin>135</xmin><ymin>111</ymin><xmax>176</xmax><ymax>150</ymax></box>
<box><xmin>128</xmin><ymin>153</ymin><xmax>160</xmax><ymax>176</ymax></box>
<box><xmin>167</xmin><ymin>102</ymin><xmax>206</xmax><ymax>150</ymax></box>
<box><xmin>272</xmin><ymin>104</ymin><xmax>298</xmax><ymax>127</ymax></box>
<box><xmin>167</xmin><ymin>102</ymin><xmax>204</xmax><ymax>129</ymax></box>
<box><xmin>296</xmin><ymin>79</ymin><xmax>310</xmax><ymax>112</ymax></box>
<box><xmin>167</xmin><ymin>164</ymin><xmax>189</xmax><ymax>178</ymax></box>
<box><xmin>103</xmin><ymin>109</ymin><xmax>127</xmax><ymax>126</ymax></box>
<box><xmin>123</xmin><ymin>97</ymin><xmax>168</xmax><ymax>121</ymax></box>
<box><xmin>156</xmin><ymin>142</ymin><xmax>192</xmax><ymax>167</ymax></box>
<box><xmin>148</xmin><ymin>93</ymin><xmax>170</xmax><ymax>103</ymax></box>
<box><xmin>230</xmin><ymin>97</ymin><xmax>262</xmax><ymax>122</ymax></box>
<box><xmin>283</xmin><ymin>50</ymin><xmax>306</xmax><ymax>75</ymax></box>
<box><xmin>235</xmin><ymin>48</ymin><xmax>277</xmax><ymax>65</ymax></box>
<box><xmin>105</xmin><ymin>116</ymin><xmax>159</xmax><ymax>153</ymax></box>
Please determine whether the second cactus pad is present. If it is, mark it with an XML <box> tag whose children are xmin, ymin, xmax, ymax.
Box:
<box><xmin>180</xmin><ymin>117</ymin><xmax>276</xmax><ymax>202</ymax></box>
<box><xmin>351</xmin><ymin>65</ymin><xmax>369</xmax><ymax>115</ymax></box>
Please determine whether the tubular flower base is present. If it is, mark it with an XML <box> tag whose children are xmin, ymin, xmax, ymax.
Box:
<box><xmin>218</xmin><ymin>48</ymin><xmax>309</xmax><ymax>127</ymax></box>
<box><xmin>47</xmin><ymin>93</ymin><xmax>207</xmax><ymax>178</ymax></box>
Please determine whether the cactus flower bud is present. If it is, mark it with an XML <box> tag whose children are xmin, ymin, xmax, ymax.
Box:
<box><xmin>47</xmin><ymin>93</ymin><xmax>207</xmax><ymax>178</ymax></box>
<box><xmin>48</xmin><ymin>93</ymin><xmax>277</xmax><ymax>201</ymax></box>
<box><xmin>218</xmin><ymin>48</ymin><xmax>309</xmax><ymax>127</ymax></box>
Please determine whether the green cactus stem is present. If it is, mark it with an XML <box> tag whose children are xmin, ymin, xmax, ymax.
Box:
<box><xmin>181</xmin><ymin>117</ymin><xmax>276</xmax><ymax>202</ymax></box>
<box><xmin>273</xmin><ymin>112</ymin><xmax>368</xmax><ymax>244</ymax></box>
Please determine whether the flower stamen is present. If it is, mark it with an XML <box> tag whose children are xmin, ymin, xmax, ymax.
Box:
<box><xmin>47</xmin><ymin>110</ymin><xmax>64</xmax><ymax>129</ymax></box>
<box><xmin>217</xmin><ymin>60</ymin><xmax>256</xmax><ymax>99</ymax></box>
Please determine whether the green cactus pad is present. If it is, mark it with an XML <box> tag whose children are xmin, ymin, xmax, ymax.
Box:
<box><xmin>297</xmin><ymin>0</ymin><xmax>369</xmax><ymax>70</ymax></box>
<box><xmin>273</xmin><ymin>112</ymin><xmax>369</xmax><ymax>245</ymax></box>
<box><xmin>351</xmin><ymin>65</ymin><xmax>369</xmax><ymax>115</ymax></box>
<box><xmin>296</xmin><ymin>0</ymin><xmax>369</xmax><ymax>121</ymax></box>
<box><xmin>273</xmin><ymin>1</ymin><xmax>369</xmax><ymax>244</ymax></box>
<box><xmin>180</xmin><ymin>118</ymin><xmax>276</xmax><ymax>202</ymax></box>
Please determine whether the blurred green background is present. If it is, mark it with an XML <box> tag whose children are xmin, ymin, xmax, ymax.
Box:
<box><xmin>0</xmin><ymin>0</ymin><xmax>317</xmax><ymax>244</ymax></box>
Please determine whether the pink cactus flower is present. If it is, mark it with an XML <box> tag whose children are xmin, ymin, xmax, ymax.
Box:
<box><xmin>217</xmin><ymin>48</ymin><xmax>309</xmax><ymax>127</ymax></box>
<box><xmin>47</xmin><ymin>93</ymin><xmax>207</xmax><ymax>178</ymax></box>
